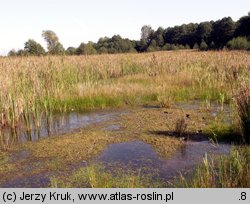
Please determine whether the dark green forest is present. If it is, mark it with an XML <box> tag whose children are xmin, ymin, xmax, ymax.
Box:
<box><xmin>9</xmin><ymin>13</ymin><xmax>250</xmax><ymax>56</ymax></box>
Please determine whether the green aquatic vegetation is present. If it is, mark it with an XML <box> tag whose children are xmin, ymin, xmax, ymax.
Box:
<box><xmin>206</xmin><ymin>124</ymin><xmax>240</xmax><ymax>143</ymax></box>
<box><xmin>0</xmin><ymin>152</ymin><xmax>15</xmax><ymax>175</ymax></box>
<box><xmin>0</xmin><ymin>104</ymin><xmax>247</xmax><ymax>188</ymax></box>
<box><xmin>21</xmin><ymin>129</ymin><xmax>125</xmax><ymax>163</ymax></box>
<box><xmin>0</xmin><ymin>151</ymin><xmax>7</xmax><ymax>165</ymax></box>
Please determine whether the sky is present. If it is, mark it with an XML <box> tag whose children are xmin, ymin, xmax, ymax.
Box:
<box><xmin>0</xmin><ymin>0</ymin><xmax>249</xmax><ymax>55</ymax></box>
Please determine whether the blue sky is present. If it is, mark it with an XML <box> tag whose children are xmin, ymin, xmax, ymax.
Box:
<box><xmin>0</xmin><ymin>0</ymin><xmax>249</xmax><ymax>54</ymax></box>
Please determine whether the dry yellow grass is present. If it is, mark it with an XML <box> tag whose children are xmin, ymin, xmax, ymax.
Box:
<box><xmin>0</xmin><ymin>51</ymin><xmax>249</xmax><ymax>120</ymax></box>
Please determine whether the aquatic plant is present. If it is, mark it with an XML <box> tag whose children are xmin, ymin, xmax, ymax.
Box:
<box><xmin>175</xmin><ymin>117</ymin><xmax>187</xmax><ymax>137</ymax></box>
<box><xmin>219</xmin><ymin>92</ymin><xmax>225</xmax><ymax>111</ymax></box>
<box><xmin>178</xmin><ymin>147</ymin><xmax>250</xmax><ymax>187</ymax></box>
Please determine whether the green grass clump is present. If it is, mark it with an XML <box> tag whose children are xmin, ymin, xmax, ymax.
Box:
<box><xmin>52</xmin><ymin>96</ymin><xmax>124</xmax><ymax>112</ymax></box>
<box><xmin>177</xmin><ymin>147</ymin><xmax>250</xmax><ymax>188</ymax></box>
<box><xmin>206</xmin><ymin>123</ymin><xmax>240</xmax><ymax>143</ymax></box>
<box><xmin>50</xmin><ymin>165</ymin><xmax>164</xmax><ymax>188</ymax></box>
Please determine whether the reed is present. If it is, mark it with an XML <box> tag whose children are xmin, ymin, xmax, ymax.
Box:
<box><xmin>235</xmin><ymin>83</ymin><xmax>250</xmax><ymax>144</ymax></box>
<box><xmin>175</xmin><ymin>117</ymin><xmax>187</xmax><ymax>137</ymax></box>
<box><xmin>0</xmin><ymin>51</ymin><xmax>249</xmax><ymax>146</ymax></box>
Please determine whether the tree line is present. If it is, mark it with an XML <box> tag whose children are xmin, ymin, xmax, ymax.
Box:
<box><xmin>8</xmin><ymin>13</ymin><xmax>250</xmax><ymax>56</ymax></box>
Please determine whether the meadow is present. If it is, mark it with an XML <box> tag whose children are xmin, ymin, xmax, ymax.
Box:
<box><xmin>0</xmin><ymin>50</ymin><xmax>249</xmax><ymax>187</ymax></box>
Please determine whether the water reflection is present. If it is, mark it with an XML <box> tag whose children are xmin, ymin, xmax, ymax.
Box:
<box><xmin>97</xmin><ymin>140</ymin><xmax>230</xmax><ymax>181</ymax></box>
<box><xmin>0</xmin><ymin>111</ymin><xmax>120</xmax><ymax>146</ymax></box>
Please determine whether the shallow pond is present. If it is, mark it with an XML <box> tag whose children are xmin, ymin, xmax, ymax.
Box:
<box><xmin>0</xmin><ymin>101</ymin><xmax>231</xmax><ymax>146</ymax></box>
<box><xmin>0</xmin><ymin>110</ymin><xmax>122</xmax><ymax>146</ymax></box>
<box><xmin>97</xmin><ymin>140</ymin><xmax>230</xmax><ymax>181</ymax></box>
<box><xmin>1</xmin><ymin>139</ymin><xmax>230</xmax><ymax>187</ymax></box>
<box><xmin>0</xmin><ymin>103</ymin><xmax>232</xmax><ymax>187</ymax></box>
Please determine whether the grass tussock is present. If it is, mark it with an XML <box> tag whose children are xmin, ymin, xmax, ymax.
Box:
<box><xmin>50</xmin><ymin>165</ymin><xmax>163</xmax><ymax>188</ymax></box>
<box><xmin>177</xmin><ymin>147</ymin><xmax>250</xmax><ymax>188</ymax></box>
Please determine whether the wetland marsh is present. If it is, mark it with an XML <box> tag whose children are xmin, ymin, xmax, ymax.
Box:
<box><xmin>0</xmin><ymin>51</ymin><xmax>249</xmax><ymax>187</ymax></box>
